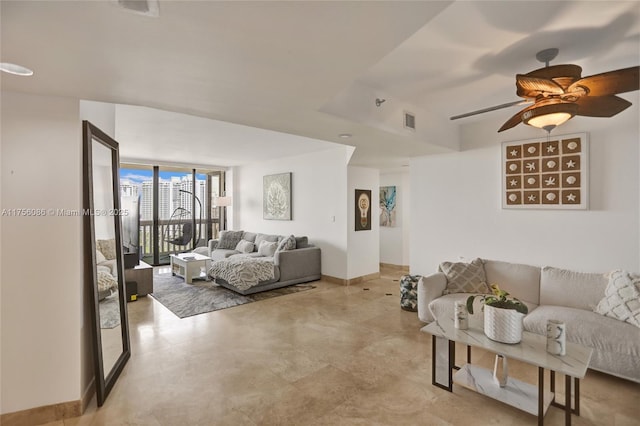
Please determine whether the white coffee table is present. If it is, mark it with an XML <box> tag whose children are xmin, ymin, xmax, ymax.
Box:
<box><xmin>170</xmin><ymin>253</ymin><xmax>212</xmax><ymax>284</ymax></box>
<box><xmin>421</xmin><ymin>314</ymin><xmax>592</xmax><ymax>426</ymax></box>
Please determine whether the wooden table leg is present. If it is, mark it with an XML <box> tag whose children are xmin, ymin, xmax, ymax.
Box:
<box><xmin>565</xmin><ymin>374</ymin><xmax>572</xmax><ymax>425</ymax></box>
<box><xmin>538</xmin><ymin>367</ymin><xmax>544</xmax><ymax>426</ymax></box>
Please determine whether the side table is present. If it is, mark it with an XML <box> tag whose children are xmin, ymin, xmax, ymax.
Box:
<box><xmin>124</xmin><ymin>260</ymin><xmax>153</xmax><ymax>296</ymax></box>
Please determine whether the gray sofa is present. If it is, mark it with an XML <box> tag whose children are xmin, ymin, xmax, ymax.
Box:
<box><xmin>417</xmin><ymin>258</ymin><xmax>640</xmax><ymax>384</ymax></box>
<box><xmin>201</xmin><ymin>231</ymin><xmax>321</xmax><ymax>295</ymax></box>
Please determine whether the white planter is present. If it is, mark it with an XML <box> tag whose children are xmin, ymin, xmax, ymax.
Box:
<box><xmin>484</xmin><ymin>305</ymin><xmax>525</xmax><ymax>344</ymax></box>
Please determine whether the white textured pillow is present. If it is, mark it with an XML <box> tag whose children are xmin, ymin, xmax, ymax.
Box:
<box><xmin>439</xmin><ymin>258</ymin><xmax>489</xmax><ymax>295</ymax></box>
<box><xmin>97</xmin><ymin>239</ymin><xmax>117</xmax><ymax>260</ymax></box>
<box><xmin>97</xmin><ymin>270</ymin><xmax>118</xmax><ymax>293</ymax></box>
<box><xmin>594</xmin><ymin>270</ymin><xmax>640</xmax><ymax>328</ymax></box>
<box><xmin>96</xmin><ymin>249</ymin><xmax>107</xmax><ymax>264</ymax></box>
<box><xmin>235</xmin><ymin>239</ymin><xmax>255</xmax><ymax>254</ymax></box>
<box><xmin>257</xmin><ymin>240</ymin><xmax>278</xmax><ymax>257</ymax></box>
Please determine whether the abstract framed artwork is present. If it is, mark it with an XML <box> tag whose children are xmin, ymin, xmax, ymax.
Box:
<box><xmin>380</xmin><ymin>186</ymin><xmax>397</xmax><ymax>227</ymax></box>
<box><xmin>355</xmin><ymin>189</ymin><xmax>372</xmax><ymax>231</ymax></box>
<box><xmin>263</xmin><ymin>172</ymin><xmax>292</xmax><ymax>220</ymax></box>
<box><xmin>502</xmin><ymin>132</ymin><xmax>588</xmax><ymax>210</ymax></box>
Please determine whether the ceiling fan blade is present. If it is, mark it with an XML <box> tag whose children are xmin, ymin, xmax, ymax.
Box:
<box><xmin>516</xmin><ymin>75</ymin><xmax>564</xmax><ymax>97</ymax></box>
<box><xmin>525</xmin><ymin>64</ymin><xmax>582</xmax><ymax>81</ymax></box>
<box><xmin>497</xmin><ymin>103</ymin><xmax>538</xmax><ymax>132</ymax></box>
<box><xmin>450</xmin><ymin>100</ymin><xmax>528</xmax><ymax>120</ymax></box>
<box><xmin>569</xmin><ymin>66</ymin><xmax>639</xmax><ymax>96</ymax></box>
<box><xmin>575</xmin><ymin>95</ymin><xmax>632</xmax><ymax>117</ymax></box>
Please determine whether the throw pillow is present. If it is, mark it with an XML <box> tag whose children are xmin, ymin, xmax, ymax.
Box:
<box><xmin>594</xmin><ymin>270</ymin><xmax>640</xmax><ymax>328</ymax></box>
<box><xmin>255</xmin><ymin>233</ymin><xmax>280</xmax><ymax>249</ymax></box>
<box><xmin>217</xmin><ymin>230</ymin><xmax>244</xmax><ymax>250</ymax></box>
<box><xmin>97</xmin><ymin>270</ymin><xmax>118</xmax><ymax>293</ymax></box>
<box><xmin>295</xmin><ymin>236</ymin><xmax>309</xmax><ymax>249</ymax></box>
<box><xmin>275</xmin><ymin>234</ymin><xmax>296</xmax><ymax>254</ymax></box>
<box><xmin>257</xmin><ymin>240</ymin><xmax>278</xmax><ymax>257</ymax></box>
<box><xmin>235</xmin><ymin>239</ymin><xmax>255</xmax><ymax>254</ymax></box>
<box><xmin>439</xmin><ymin>258</ymin><xmax>490</xmax><ymax>295</ymax></box>
<box><xmin>97</xmin><ymin>239</ymin><xmax>117</xmax><ymax>260</ymax></box>
<box><xmin>96</xmin><ymin>249</ymin><xmax>107</xmax><ymax>264</ymax></box>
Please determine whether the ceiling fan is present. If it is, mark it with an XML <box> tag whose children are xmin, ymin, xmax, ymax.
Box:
<box><xmin>450</xmin><ymin>48</ymin><xmax>640</xmax><ymax>133</ymax></box>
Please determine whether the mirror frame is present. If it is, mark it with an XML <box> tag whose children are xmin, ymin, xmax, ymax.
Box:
<box><xmin>83</xmin><ymin>120</ymin><xmax>131</xmax><ymax>406</ymax></box>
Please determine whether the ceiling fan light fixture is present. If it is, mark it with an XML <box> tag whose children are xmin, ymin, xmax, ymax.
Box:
<box><xmin>522</xmin><ymin>103</ymin><xmax>578</xmax><ymax>132</ymax></box>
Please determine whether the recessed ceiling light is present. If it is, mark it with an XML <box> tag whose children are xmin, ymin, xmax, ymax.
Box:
<box><xmin>0</xmin><ymin>62</ymin><xmax>34</xmax><ymax>76</ymax></box>
<box><xmin>339</xmin><ymin>133</ymin><xmax>352</xmax><ymax>139</ymax></box>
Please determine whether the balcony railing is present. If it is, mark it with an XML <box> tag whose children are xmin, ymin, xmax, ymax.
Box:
<box><xmin>139</xmin><ymin>219</ymin><xmax>219</xmax><ymax>265</ymax></box>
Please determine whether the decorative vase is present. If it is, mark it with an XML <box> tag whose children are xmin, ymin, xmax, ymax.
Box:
<box><xmin>546</xmin><ymin>319</ymin><xmax>566</xmax><ymax>356</ymax></box>
<box><xmin>483</xmin><ymin>305</ymin><xmax>525</xmax><ymax>344</ymax></box>
<box><xmin>454</xmin><ymin>301</ymin><xmax>468</xmax><ymax>330</ymax></box>
<box><xmin>493</xmin><ymin>354</ymin><xmax>508</xmax><ymax>387</ymax></box>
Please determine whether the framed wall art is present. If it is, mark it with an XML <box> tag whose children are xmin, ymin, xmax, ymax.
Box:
<box><xmin>263</xmin><ymin>172</ymin><xmax>292</xmax><ymax>220</ymax></box>
<box><xmin>355</xmin><ymin>189</ymin><xmax>371</xmax><ymax>231</ymax></box>
<box><xmin>380</xmin><ymin>186</ymin><xmax>397</xmax><ymax>227</ymax></box>
<box><xmin>502</xmin><ymin>132</ymin><xmax>588</xmax><ymax>210</ymax></box>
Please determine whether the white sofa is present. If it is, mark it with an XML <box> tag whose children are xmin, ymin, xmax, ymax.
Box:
<box><xmin>417</xmin><ymin>259</ymin><xmax>640</xmax><ymax>383</ymax></box>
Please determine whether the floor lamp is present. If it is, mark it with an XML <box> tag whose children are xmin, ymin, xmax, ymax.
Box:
<box><xmin>212</xmin><ymin>195</ymin><xmax>232</xmax><ymax>237</ymax></box>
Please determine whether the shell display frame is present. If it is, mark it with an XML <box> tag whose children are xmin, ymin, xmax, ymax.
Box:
<box><xmin>502</xmin><ymin>132</ymin><xmax>588</xmax><ymax>210</ymax></box>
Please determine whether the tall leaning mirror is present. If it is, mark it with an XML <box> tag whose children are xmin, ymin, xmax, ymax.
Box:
<box><xmin>83</xmin><ymin>120</ymin><xmax>130</xmax><ymax>406</ymax></box>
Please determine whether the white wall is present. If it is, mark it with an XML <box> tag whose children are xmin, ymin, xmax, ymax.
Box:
<box><xmin>1</xmin><ymin>92</ymin><xmax>83</xmax><ymax>413</ymax></box>
<box><xmin>79</xmin><ymin>100</ymin><xmax>115</xmax><ymax>139</ymax></box>
<box><xmin>347</xmin><ymin>166</ymin><xmax>380</xmax><ymax>279</ymax></box>
<box><xmin>234</xmin><ymin>147</ymin><xmax>349</xmax><ymax>279</ymax></box>
<box><xmin>380</xmin><ymin>171</ymin><xmax>410</xmax><ymax>266</ymax></box>
<box><xmin>410</xmin><ymin>102</ymin><xmax>640</xmax><ymax>275</ymax></box>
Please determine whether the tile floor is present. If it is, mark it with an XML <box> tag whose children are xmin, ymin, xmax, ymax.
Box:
<box><xmin>50</xmin><ymin>267</ymin><xmax>638</xmax><ymax>425</ymax></box>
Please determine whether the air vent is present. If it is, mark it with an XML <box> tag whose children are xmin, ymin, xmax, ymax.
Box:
<box><xmin>116</xmin><ymin>0</ymin><xmax>159</xmax><ymax>17</ymax></box>
<box><xmin>404</xmin><ymin>111</ymin><xmax>416</xmax><ymax>131</ymax></box>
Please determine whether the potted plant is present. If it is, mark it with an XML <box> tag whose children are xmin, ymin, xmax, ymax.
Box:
<box><xmin>466</xmin><ymin>284</ymin><xmax>528</xmax><ymax>344</ymax></box>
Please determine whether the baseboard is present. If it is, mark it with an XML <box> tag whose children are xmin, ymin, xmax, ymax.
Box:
<box><xmin>321</xmin><ymin>272</ymin><xmax>380</xmax><ymax>286</ymax></box>
<box><xmin>81</xmin><ymin>378</ymin><xmax>96</xmax><ymax>413</ymax></box>
<box><xmin>380</xmin><ymin>262</ymin><xmax>410</xmax><ymax>272</ymax></box>
<box><xmin>0</xmin><ymin>399</ymin><xmax>82</xmax><ymax>426</ymax></box>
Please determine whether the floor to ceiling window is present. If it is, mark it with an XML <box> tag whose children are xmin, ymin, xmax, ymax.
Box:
<box><xmin>120</xmin><ymin>164</ymin><xmax>223</xmax><ymax>266</ymax></box>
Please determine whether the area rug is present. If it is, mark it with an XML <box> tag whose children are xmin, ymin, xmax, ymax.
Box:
<box><xmin>150</xmin><ymin>273</ymin><xmax>315</xmax><ymax>318</ymax></box>
<box><xmin>99</xmin><ymin>292</ymin><xmax>121</xmax><ymax>329</ymax></box>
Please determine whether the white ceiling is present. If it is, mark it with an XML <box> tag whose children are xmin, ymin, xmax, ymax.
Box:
<box><xmin>2</xmin><ymin>1</ymin><xmax>639</xmax><ymax>169</ymax></box>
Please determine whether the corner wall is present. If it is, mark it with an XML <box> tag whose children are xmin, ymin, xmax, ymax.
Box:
<box><xmin>410</xmin><ymin>101</ymin><xmax>640</xmax><ymax>275</ymax></box>
<box><xmin>1</xmin><ymin>91</ymin><xmax>83</xmax><ymax>413</ymax></box>
<box><xmin>234</xmin><ymin>146</ymin><xmax>349</xmax><ymax>279</ymax></box>
<box><xmin>347</xmin><ymin>166</ymin><xmax>380</xmax><ymax>279</ymax></box>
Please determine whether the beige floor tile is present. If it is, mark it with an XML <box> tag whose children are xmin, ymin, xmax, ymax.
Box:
<box><xmin>56</xmin><ymin>267</ymin><xmax>640</xmax><ymax>426</ymax></box>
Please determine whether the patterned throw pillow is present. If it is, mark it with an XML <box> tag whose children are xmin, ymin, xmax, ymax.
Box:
<box><xmin>275</xmin><ymin>234</ymin><xmax>296</xmax><ymax>254</ymax></box>
<box><xmin>96</xmin><ymin>249</ymin><xmax>107</xmax><ymax>264</ymax></box>
<box><xmin>439</xmin><ymin>258</ymin><xmax>490</xmax><ymax>295</ymax></box>
<box><xmin>235</xmin><ymin>239</ymin><xmax>255</xmax><ymax>254</ymax></box>
<box><xmin>97</xmin><ymin>270</ymin><xmax>118</xmax><ymax>293</ymax></box>
<box><xmin>594</xmin><ymin>270</ymin><xmax>640</xmax><ymax>328</ymax></box>
<box><xmin>217</xmin><ymin>230</ymin><xmax>244</xmax><ymax>250</ymax></box>
<box><xmin>97</xmin><ymin>239</ymin><xmax>117</xmax><ymax>260</ymax></box>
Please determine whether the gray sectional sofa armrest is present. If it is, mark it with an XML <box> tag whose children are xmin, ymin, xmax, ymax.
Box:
<box><xmin>275</xmin><ymin>246</ymin><xmax>321</xmax><ymax>283</ymax></box>
<box><xmin>208</xmin><ymin>239</ymin><xmax>219</xmax><ymax>253</ymax></box>
<box><xmin>417</xmin><ymin>272</ymin><xmax>447</xmax><ymax>323</ymax></box>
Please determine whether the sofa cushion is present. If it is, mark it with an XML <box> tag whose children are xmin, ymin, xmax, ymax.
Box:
<box><xmin>439</xmin><ymin>258</ymin><xmax>489</xmax><ymax>295</ymax></box>
<box><xmin>242</xmin><ymin>232</ymin><xmax>258</xmax><ymax>243</ymax></box>
<box><xmin>257</xmin><ymin>240</ymin><xmax>278</xmax><ymax>257</ymax></box>
<box><xmin>232</xmin><ymin>252</ymin><xmax>265</xmax><ymax>259</ymax></box>
<box><xmin>594</xmin><ymin>270</ymin><xmax>640</xmax><ymax>328</ymax></box>
<box><xmin>275</xmin><ymin>234</ymin><xmax>296</xmax><ymax>254</ymax></box>
<box><xmin>210</xmin><ymin>249</ymin><xmax>240</xmax><ymax>261</ymax></box>
<box><xmin>235</xmin><ymin>239</ymin><xmax>255</xmax><ymax>254</ymax></box>
<box><xmin>428</xmin><ymin>293</ymin><xmax>538</xmax><ymax>323</ymax></box>
<box><xmin>255</xmin><ymin>233</ymin><xmax>280</xmax><ymax>249</ymax></box>
<box><xmin>295</xmin><ymin>236</ymin><xmax>309</xmax><ymax>249</ymax></box>
<box><xmin>540</xmin><ymin>266</ymin><xmax>607</xmax><ymax>311</ymax></box>
<box><xmin>483</xmin><ymin>259</ymin><xmax>541</xmax><ymax>306</ymax></box>
<box><xmin>524</xmin><ymin>305</ymin><xmax>640</xmax><ymax>359</ymax></box>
